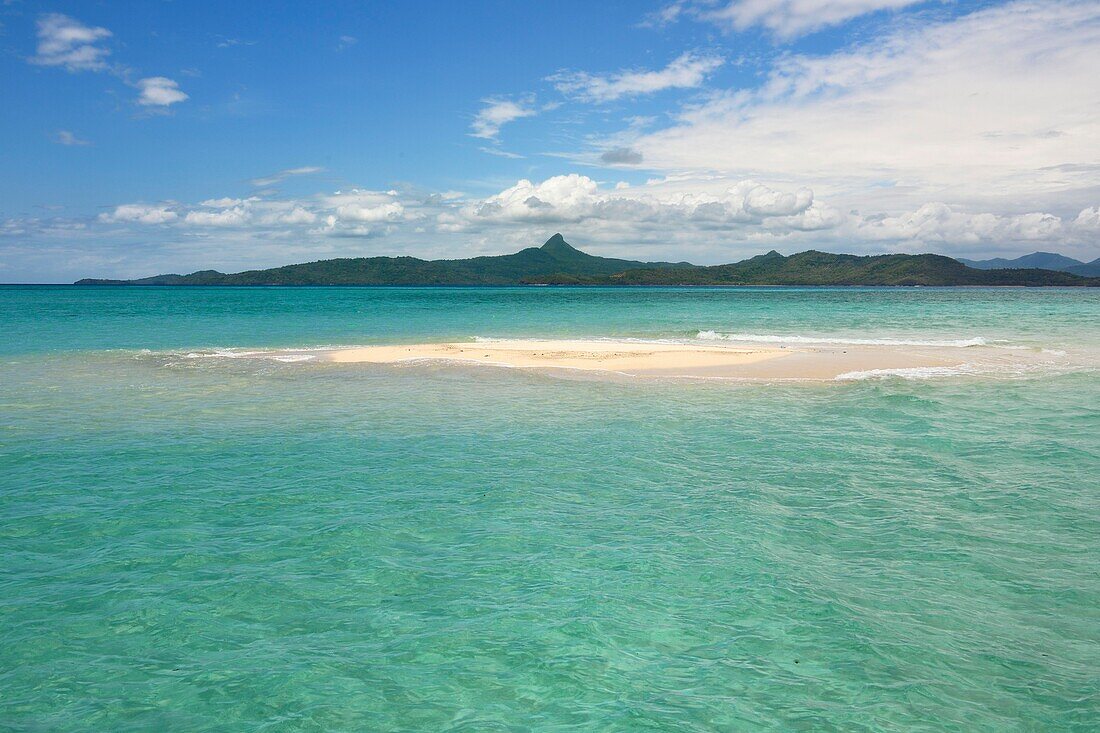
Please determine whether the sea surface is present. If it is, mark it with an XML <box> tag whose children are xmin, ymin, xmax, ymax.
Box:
<box><xmin>2</xmin><ymin>285</ymin><xmax>1098</xmax><ymax>731</ymax></box>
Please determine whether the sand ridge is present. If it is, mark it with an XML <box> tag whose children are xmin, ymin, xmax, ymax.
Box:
<box><xmin>321</xmin><ymin>339</ymin><xmax>966</xmax><ymax>380</ymax></box>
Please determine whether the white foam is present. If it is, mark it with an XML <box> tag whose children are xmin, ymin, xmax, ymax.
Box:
<box><xmin>696</xmin><ymin>330</ymin><xmax>992</xmax><ymax>348</ymax></box>
<box><xmin>182</xmin><ymin>348</ymin><xmax>324</xmax><ymax>361</ymax></box>
<box><xmin>835</xmin><ymin>365</ymin><xmax>972</xmax><ymax>381</ymax></box>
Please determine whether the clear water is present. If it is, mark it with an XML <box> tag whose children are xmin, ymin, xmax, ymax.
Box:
<box><xmin>2</xmin><ymin>286</ymin><xmax>1098</xmax><ymax>731</ymax></box>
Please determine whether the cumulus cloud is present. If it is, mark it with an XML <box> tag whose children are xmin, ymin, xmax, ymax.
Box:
<box><xmin>278</xmin><ymin>206</ymin><xmax>318</xmax><ymax>225</ymax></box>
<box><xmin>135</xmin><ymin>77</ymin><xmax>189</xmax><ymax>106</ymax></box>
<box><xmin>30</xmin><ymin>13</ymin><xmax>112</xmax><ymax>72</ymax></box>
<box><xmin>691</xmin><ymin>0</ymin><xmax>925</xmax><ymax>38</ymax></box>
<box><xmin>450</xmin><ymin>174</ymin><xmax>815</xmax><ymax>230</ymax></box>
<box><xmin>98</xmin><ymin>204</ymin><xmax>178</xmax><ymax>225</ymax></box>
<box><xmin>858</xmin><ymin>203</ymin><xmax>1065</xmax><ymax>245</ymax></box>
<box><xmin>1071</xmin><ymin>206</ymin><xmax>1100</xmax><ymax>233</ymax></box>
<box><xmin>623</xmin><ymin>1</ymin><xmax>1100</xmax><ymax>215</ymax></box>
<box><xmin>184</xmin><ymin>207</ymin><xmax>250</xmax><ymax>227</ymax></box>
<box><xmin>54</xmin><ymin>130</ymin><xmax>90</xmax><ymax>146</ymax></box>
<box><xmin>331</xmin><ymin>193</ymin><xmax>406</xmax><ymax>223</ymax></box>
<box><xmin>250</xmin><ymin>167</ymin><xmax>324</xmax><ymax>187</ymax></box>
<box><xmin>549</xmin><ymin>52</ymin><xmax>723</xmax><ymax>103</ymax></box>
<box><xmin>21</xmin><ymin>175</ymin><xmax>1093</xmax><ymax>280</ymax></box>
<box><xmin>470</xmin><ymin>98</ymin><xmax>537</xmax><ymax>140</ymax></box>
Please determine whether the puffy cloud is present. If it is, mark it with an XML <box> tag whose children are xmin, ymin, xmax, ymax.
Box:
<box><xmin>48</xmin><ymin>177</ymin><xmax>1099</xmax><ymax>272</ymax></box>
<box><xmin>325</xmin><ymin>189</ymin><xmax>407</xmax><ymax>224</ymax></box>
<box><xmin>858</xmin><ymin>203</ymin><xmax>1065</xmax><ymax>245</ymax></box>
<box><xmin>54</xmin><ymin>130</ymin><xmax>90</xmax><ymax>146</ymax></box>
<box><xmin>250</xmin><ymin>166</ymin><xmax>324</xmax><ymax>187</ymax></box>
<box><xmin>692</xmin><ymin>0</ymin><xmax>925</xmax><ymax>38</ymax></box>
<box><xmin>99</xmin><ymin>204</ymin><xmax>178</xmax><ymax>225</ymax></box>
<box><xmin>455</xmin><ymin>174</ymin><xmax>815</xmax><ymax>229</ymax></box>
<box><xmin>278</xmin><ymin>206</ymin><xmax>317</xmax><ymax>225</ymax></box>
<box><xmin>470</xmin><ymin>98</ymin><xmax>537</xmax><ymax>140</ymax></box>
<box><xmin>135</xmin><ymin>77</ymin><xmax>189</xmax><ymax>106</ymax></box>
<box><xmin>549</xmin><ymin>52</ymin><xmax>723</xmax><ymax>103</ymax></box>
<box><xmin>1072</xmin><ymin>206</ymin><xmax>1100</xmax><ymax>233</ymax></box>
<box><xmin>30</xmin><ymin>13</ymin><xmax>112</xmax><ymax>72</ymax></box>
<box><xmin>622</xmin><ymin>2</ymin><xmax>1100</xmax><ymax>215</ymax></box>
<box><xmin>335</xmin><ymin>202</ymin><xmax>405</xmax><ymax>223</ymax></box>
<box><xmin>184</xmin><ymin>207</ymin><xmax>250</xmax><ymax>227</ymax></box>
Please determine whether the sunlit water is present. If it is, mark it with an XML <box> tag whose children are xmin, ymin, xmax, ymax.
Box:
<box><xmin>2</xmin><ymin>286</ymin><xmax>1098</xmax><ymax>731</ymax></box>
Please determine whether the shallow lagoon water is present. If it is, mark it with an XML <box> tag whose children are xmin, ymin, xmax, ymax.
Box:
<box><xmin>1</xmin><ymin>286</ymin><xmax>1098</xmax><ymax>731</ymax></box>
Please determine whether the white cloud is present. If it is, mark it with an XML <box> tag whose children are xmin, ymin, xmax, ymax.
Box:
<box><xmin>250</xmin><ymin>166</ymin><xmax>324</xmax><ymax>187</ymax></box>
<box><xmin>470</xmin><ymin>98</ymin><xmax>537</xmax><ymax>140</ymax></box>
<box><xmin>184</xmin><ymin>207</ymin><xmax>250</xmax><ymax>227</ymax></box>
<box><xmin>549</xmin><ymin>52</ymin><xmax>724</xmax><ymax>103</ymax></box>
<box><xmin>30</xmin><ymin>13</ymin><xmax>112</xmax><ymax>72</ymax></box>
<box><xmin>621</xmin><ymin>1</ymin><xmax>1100</xmax><ymax>215</ymax></box>
<box><xmin>479</xmin><ymin>147</ymin><xmax>525</xmax><ymax>159</ymax></box>
<box><xmin>278</xmin><ymin>206</ymin><xmax>317</xmax><ymax>225</ymax></box>
<box><xmin>857</xmin><ymin>203</ymin><xmax>1065</xmax><ymax>245</ymax></box>
<box><xmin>451</xmin><ymin>174</ymin><xmax>814</xmax><ymax>228</ymax></box>
<box><xmin>98</xmin><ymin>204</ymin><xmax>177</xmax><ymax>225</ymax></box>
<box><xmin>135</xmin><ymin>77</ymin><xmax>189</xmax><ymax>106</ymax></box>
<box><xmin>83</xmin><ymin>177</ymin><xmax>1100</xmax><ymax>258</ymax></box>
<box><xmin>695</xmin><ymin>0</ymin><xmax>925</xmax><ymax>38</ymax></box>
<box><xmin>54</xmin><ymin>130</ymin><xmax>90</xmax><ymax>146</ymax></box>
<box><xmin>325</xmin><ymin>189</ymin><xmax>407</xmax><ymax>224</ymax></box>
<box><xmin>641</xmin><ymin>1</ymin><xmax>690</xmax><ymax>27</ymax></box>
<box><xmin>200</xmin><ymin>197</ymin><xmax>245</xmax><ymax>208</ymax></box>
<box><xmin>337</xmin><ymin>35</ymin><xmax>357</xmax><ymax>51</ymax></box>
<box><xmin>9</xmin><ymin>173</ymin><xmax>1100</xmax><ymax>280</ymax></box>
<box><xmin>215</xmin><ymin>37</ymin><xmax>257</xmax><ymax>49</ymax></box>
<box><xmin>1072</xmin><ymin>206</ymin><xmax>1100</xmax><ymax>233</ymax></box>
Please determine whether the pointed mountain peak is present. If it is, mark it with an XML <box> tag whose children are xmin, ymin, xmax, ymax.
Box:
<box><xmin>540</xmin><ymin>233</ymin><xmax>585</xmax><ymax>259</ymax></box>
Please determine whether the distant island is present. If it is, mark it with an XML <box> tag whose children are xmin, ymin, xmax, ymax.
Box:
<box><xmin>957</xmin><ymin>252</ymin><xmax>1100</xmax><ymax>277</ymax></box>
<box><xmin>77</xmin><ymin>234</ymin><xmax>1099</xmax><ymax>287</ymax></box>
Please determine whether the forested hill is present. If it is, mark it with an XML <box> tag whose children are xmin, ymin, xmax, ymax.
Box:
<box><xmin>76</xmin><ymin>235</ymin><xmax>1099</xmax><ymax>286</ymax></box>
<box><xmin>75</xmin><ymin>234</ymin><xmax>690</xmax><ymax>286</ymax></box>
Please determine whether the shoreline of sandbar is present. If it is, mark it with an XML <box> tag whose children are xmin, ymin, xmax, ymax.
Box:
<box><xmin>319</xmin><ymin>339</ymin><xmax>966</xmax><ymax>380</ymax></box>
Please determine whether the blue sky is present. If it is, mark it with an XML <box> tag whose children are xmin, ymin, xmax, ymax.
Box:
<box><xmin>2</xmin><ymin>0</ymin><xmax>1098</xmax><ymax>281</ymax></box>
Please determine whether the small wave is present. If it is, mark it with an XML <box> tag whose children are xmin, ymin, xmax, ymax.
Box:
<box><xmin>835</xmin><ymin>365</ymin><xmax>972</xmax><ymax>381</ymax></box>
<box><xmin>696</xmin><ymin>331</ymin><xmax>992</xmax><ymax>348</ymax></box>
<box><xmin>182</xmin><ymin>348</ymin><xmax>323</xmax><ymax>361</ymax></box>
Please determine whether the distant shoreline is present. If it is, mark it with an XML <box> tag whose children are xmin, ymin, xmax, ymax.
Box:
<box><xmin>71</xmin><ymin>234</ymin><xmax>1100</xmax><ymax>288</ymax></box>
<box><xmin>216</xmin><ymin>337</ymin><xmax>1033</xmax><ymax>381</ymax></box>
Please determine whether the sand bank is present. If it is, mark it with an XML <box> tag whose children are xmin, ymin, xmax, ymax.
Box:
<box><xmin>322</xmin><ymin>339</ymin><xmax>966</xmax><ymax>380</ymax></box>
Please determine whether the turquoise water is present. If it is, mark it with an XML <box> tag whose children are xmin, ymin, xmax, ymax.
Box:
<box><xmin>2</xmin><ymin>286</ymin><xmax>1098</xmax><ymax>731</ymax></box>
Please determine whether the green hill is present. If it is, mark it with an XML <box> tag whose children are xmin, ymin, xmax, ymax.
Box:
<box><xmin>77</xmin><ymin>234</ymin><xmax>690</xmax><ymax>286</ymax></box>
<box><xmin>536</xmin><ymin>250</ymin><xmax>1095</xmax><ymax>287</ymax></box>
<box><xmin>76</xmin><ymin>236</ymin><xmax>1099</xmax><ymax>286</ymax></box>
<box><xmin>957</xmin><ymin>251</ymin><xmax>1086</xmax><ymax>272</ymax></box>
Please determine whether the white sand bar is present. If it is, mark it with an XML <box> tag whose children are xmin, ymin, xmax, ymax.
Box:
<box><xmin>322</xmin><ymin>339</ymin><xmax>966</xmax><ymax>380</ymax></box>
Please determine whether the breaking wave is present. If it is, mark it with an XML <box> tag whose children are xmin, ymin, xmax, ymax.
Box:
<box><xmin>696</xmin><ymin>331</ymin><xmax>993</xmax><ymax>348</ymax></box>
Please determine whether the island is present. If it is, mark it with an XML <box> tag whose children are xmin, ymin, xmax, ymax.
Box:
<box><xmin>76</xmin><ymin>234</ymin><xmax>1100</xmax><ymax>287</ymax></box>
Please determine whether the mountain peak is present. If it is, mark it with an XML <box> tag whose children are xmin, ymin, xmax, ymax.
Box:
<box><xmin>540</xmin><ymin>233</ymin><xmax>583</xmax><ymax>258</ymax></box>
